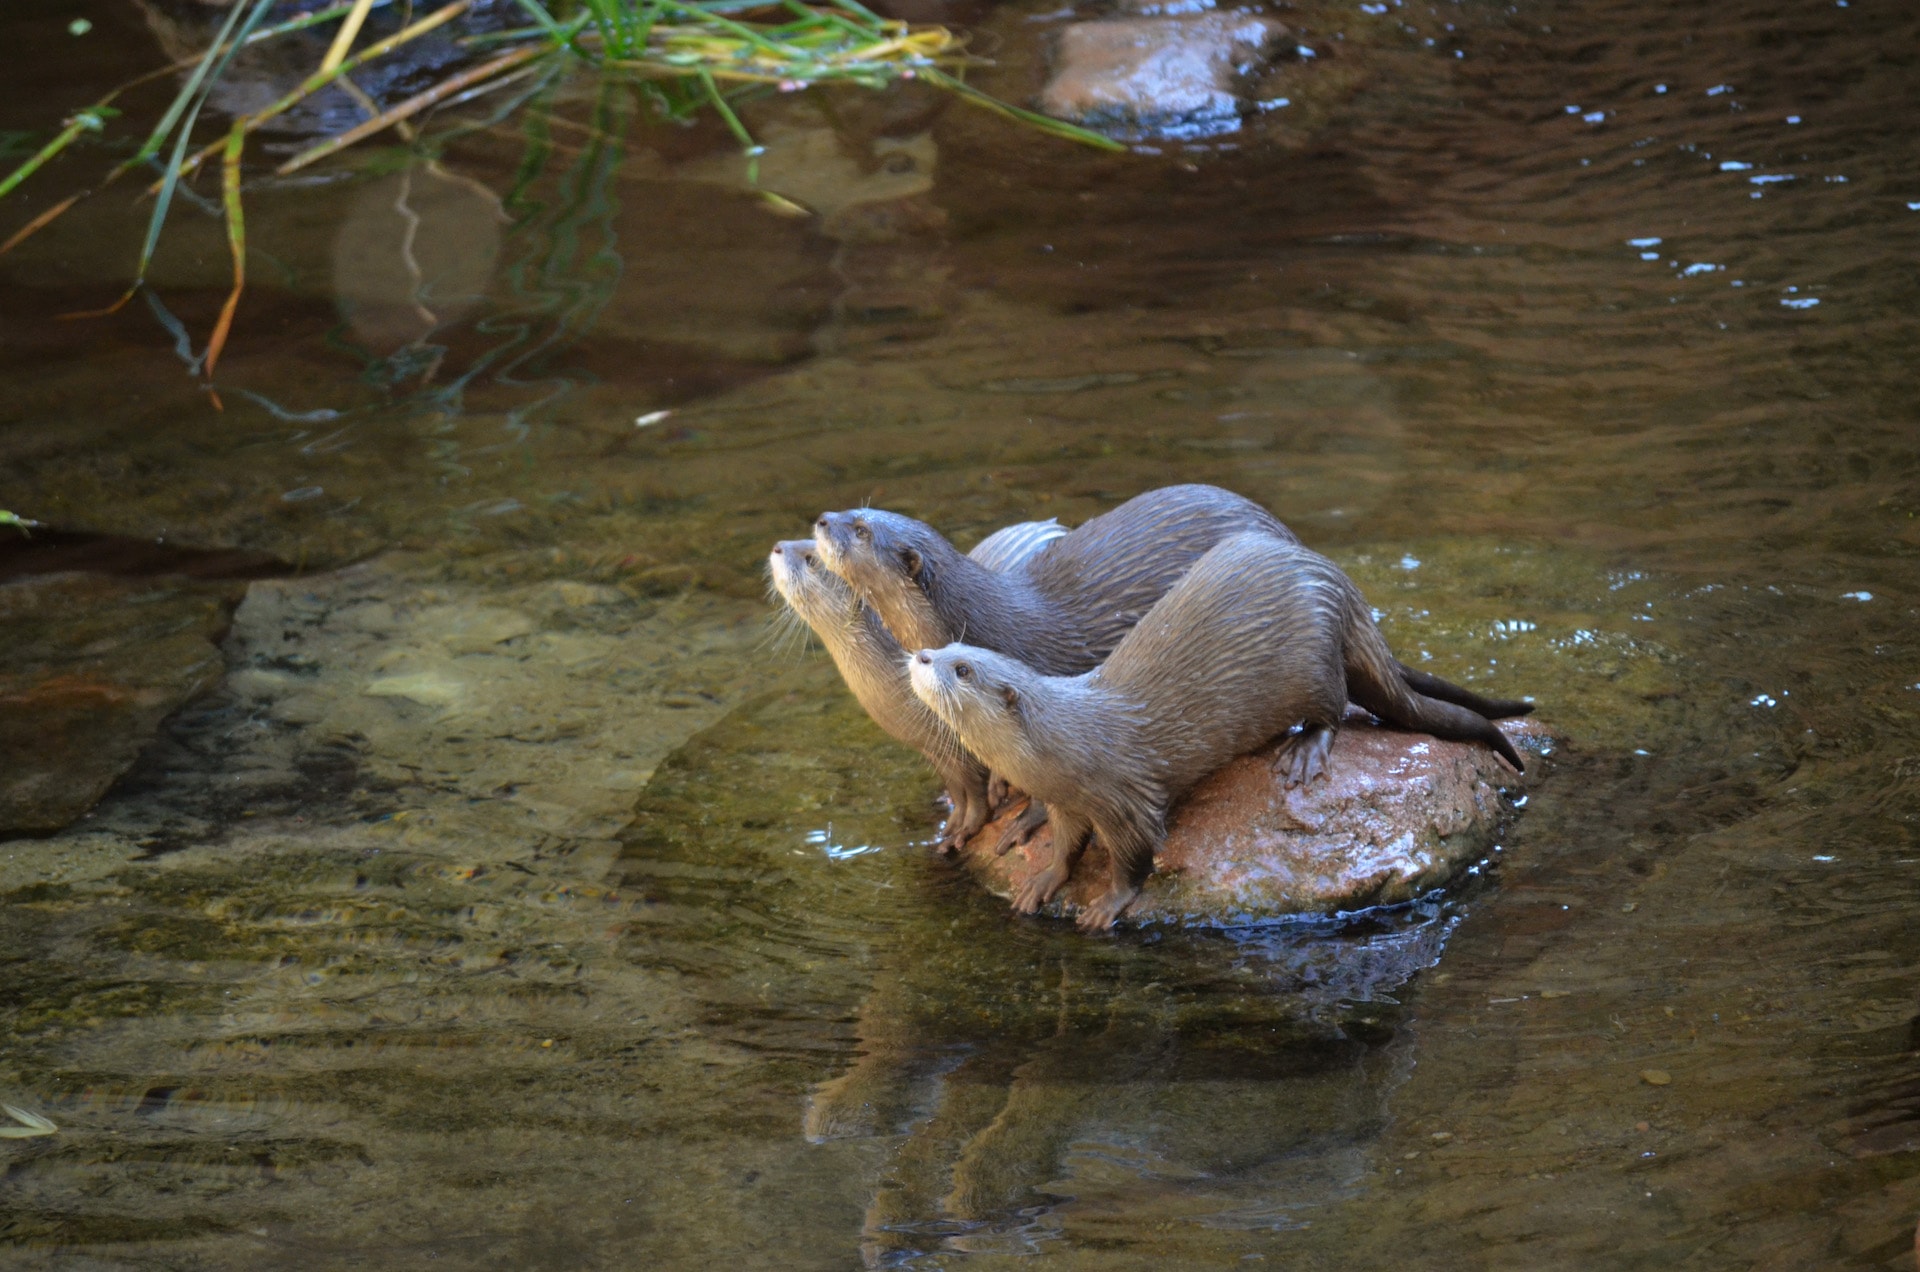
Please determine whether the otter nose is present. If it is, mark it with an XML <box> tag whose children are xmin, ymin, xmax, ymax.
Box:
<box><xmin>771</xmin><ymin>543</ymin><xmax>783</xmax><ymax>555</ymax></box>
<box><xmin>915</xmin><ymin>651</ymin><xmax>932</xmax><ymax>665</ymax></box>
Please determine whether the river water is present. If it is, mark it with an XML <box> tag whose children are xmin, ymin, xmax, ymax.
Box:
<box><xmin>2</xmin><ymin>0</ymin><xmax>1917</xmax><ymax>1266</ymax></box>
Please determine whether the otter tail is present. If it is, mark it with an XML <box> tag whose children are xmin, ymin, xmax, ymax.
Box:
<box><xmin>1393</xmin><ymin>661</ymin><xmax>1534</xmax><ymax>720</ymax></box>
<box><xmin>1342</xmin><ymin>596</ymin><xmax>1525</xmax><ymax>773</ymax></box>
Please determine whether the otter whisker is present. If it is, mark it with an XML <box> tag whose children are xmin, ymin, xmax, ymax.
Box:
<box><xmin>759</xmin><ymin>605</ymin><xmax>813</xmax><ymax>659</ymax></box>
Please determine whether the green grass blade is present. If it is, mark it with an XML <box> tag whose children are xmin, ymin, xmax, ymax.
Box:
<box><xmin>128</xmin><ymin>0</ymin><xmax>278</xmax><ymax>292</ymax></box>
<box><xmin>321</xmin><ymin>0</ymin><xmax>381</xmax><ymax>72</ymax></box>
<box><xmin>203</xmin><ymin>117</ymin><xmax>249</xmax><ymax>385</ymax></box>
<box><xmin>250</xmin><ymin>3</ymin><xmax>373</xmax><ymax>43</ymax></box>
<box><xmin>276</xmin><ymin>43</ymin><xmax>549</xmax><ymax>175</ymax></box>
<box><xmin>696</xmin><ymin>69</ymin><xmax>763</xmax><ymax>183</ymax></box>
<box><xmin>134</xmin><ymin>0</ymin><xmax>252</xmax><ymax>165</ymax></box>
<box><xmin>915</xmin><ymin>67</ymin><xmax>1125</xmax><ymax>151</ymax></box>
<box><xmin>463</xmin><ymin>13</ymin><xmax>591</xmax><ymax>47</ymax></box>
<box><xmin>0</xmin><ymin>2</ymin><xmax>362</xmax><ymax>208</ymax></box>
<box><xmin>0</xmin><ymin>107</ymin><xmax>114</xmax><ymax>201</ymax></box>
<box><xmin>652</xmin><ymin>0</ymin><xmax>806</xmax><ymax>57</ymax></box>
<box><xmin>165</xmin><ymin>1</ymin><xmax>477</xmax><ymax>188</ymax></box>
<box><xmin>819</xmin><ymin>0</ymin><xmax>886</xmax><ymax>25</ymax></box>
<box><xmin>508</xmin><ymin>0</ymin><xmax>574</xmax><ymax>43</ymax></box>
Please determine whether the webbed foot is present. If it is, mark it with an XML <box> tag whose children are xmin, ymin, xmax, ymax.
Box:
<box><xmin>1012</xmin><ymin>861</ymin><xmax>1071</xmax><ymax>914</ymax></box>
<box><xmin>936</xmin><ymin>798</ymin><xmax>987</xmax><ymax>854</ymax></box>
<box><xmin>1274</xmin><ymin>724</ymin><xmax>1335</xmax><ymax>787</ymax></box>
<box><xmin>991</xmin><ymin>800</ymin><xmax>1049</xmax><ymax>857</ymax></box>
<box><xmin>1075</xmin><ymin>886</ymin><xmax>1139</xmax><ymax>932</ymax></box>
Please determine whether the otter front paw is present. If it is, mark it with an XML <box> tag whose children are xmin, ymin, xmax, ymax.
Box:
<box><xmin>1274</xmin><ymin>725</ymin><xmax>1334</xmax><ymax>788</ymax></box>
<box><xmin>1075</xmin><ymin>886</ymin><xmax>1138</xmax><ymax>932</ymax></box>
<box><xmin>1012</xmin><ymin>862</ymin><xmax>1069</xmax><ymax>914</ymax></box>
<box><xmin>991</xmin><ymin>800</ymin><xmax>1049</xmax><ymax>857</ymax></box>
<box><xmin>938</xmin><ymin>803</ymin><xmax>987</xmax><ymax>854</ymax></box>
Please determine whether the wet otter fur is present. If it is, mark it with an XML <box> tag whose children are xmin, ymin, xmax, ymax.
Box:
<box><xmin>815</xmin><ymin>483</ymin><xmax>1533</xmax><ymax>716</ymax></box>
<box><xmin>908</xmin><ymin>533</ymin><xmax>1528</xmax><ymax>931</ymax></box>
<box><xmin>767</xmin><ymin>520</ymin><xmax>1065</xmax><ymax>850</ymax></box>
<box><xmin>816</xmin><ymin>485</ymin><xmax>1298</xmax><ymax>675</ymax></box>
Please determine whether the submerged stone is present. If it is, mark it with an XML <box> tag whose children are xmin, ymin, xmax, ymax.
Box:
<box><xmin>0</xmin><ymin>554</ymin><xmax>260</xmax><ymax>837</ymax></box>
<box><xmin>1039</xmin><ymin>15</ymin><xmax>1289</xmax><ymax>137</ymax></box>
<box><xmin>959</xmin><ymin>713</ymin><xmax>1552</xmax><ymax>925</ymax></box>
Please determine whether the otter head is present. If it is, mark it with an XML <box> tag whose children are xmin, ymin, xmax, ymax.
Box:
<box><xmin>812</xmin><ymin>507</ymin><xmax>955</xmax><ymax>649</ymax></box>
<box><xmin>908</xmin><ymin>644</ymin><xmax>1036</xmax><ymax>758</ymax></box>
<box><xmin>767</xmin><ymin>538</ymin><xmax>863</xmax><ymax>638</ymax></box>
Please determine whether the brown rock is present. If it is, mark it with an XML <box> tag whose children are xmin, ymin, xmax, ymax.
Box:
<box><xmin>1039</xmin><ymin>15</ymin><xmax>1290</xmax><ymax>136</ymax></box>
<box><xmin>958</xmin><ymin>713</ymin><xmax>1551</xmax><ymax>925</ymax></box>
<box><xmin>0</xmin><ymin>529</ymin><xmax>280</xmax><ymax>837</ymax></box>
<box><xmin>0</xmin><ymin>574</ymin><xmax>239</xmax><ymax>836</ymax></box>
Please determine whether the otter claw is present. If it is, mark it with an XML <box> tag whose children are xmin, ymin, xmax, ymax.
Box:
<box><xmin>1012</xmin><ymin>864</ymin><xmax>1068</xmax><ymax>914</ymax></box>
<box><xmin>1075</xmin><ymin>887</ymin><xmax>1137</xmax><ymax>932</ymax></box>
<box><xmin>1274</xmin><ymin>727</ymin><xmax>1334</xmax><ymax>788</ymax></box>
<box><xmin>987</xmin><ymin>776</ymin><xmax>1012</xmax><ymax>811</ymax></box>
<box><xmin>991</xmin><ymin>800</ymin><xmax>1049</xmax><ymax>857</ymax></box>
<box><xmin>937</xmin><ymin>799</ymin><xmax>988</xmax><ymax>854</ymax></box>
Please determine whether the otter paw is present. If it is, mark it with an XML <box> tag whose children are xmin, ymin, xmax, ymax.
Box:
<box><xmin>1075</xmin><ymin>887</ymin><xmax>1137</xmax><ymax>932</ymax></box>
<box><xmin>1274</xmin><ymin>727</ymin><xmax>1333</xmax><ymax>788</ymax></box>
<box><xmin>939</xmin><ymin>806</ymin><xmax>987</xmax><ymax>853</ymax></box>
<box><xmin>1012</xmin><ymin>865</ymin><xmax>1068</xmax><ymax>914</ymax></box>
<box><xmin>991</xmin><ymin>801</ymin><xmax>1048</xmax><ymax>857</ymax></box>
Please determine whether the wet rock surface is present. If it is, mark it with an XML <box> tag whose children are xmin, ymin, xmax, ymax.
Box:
<box><xmin>1039</xmin><ymin>14</ymin><xmax>1289</xmax><ymax>136</ymax></box>
<box><xmin>86</xmin><ymin>556</ymin><xmax>769</xmax><ymax>859</ymax></box>
<box><xmin>0</xmin><ymin>531</ymin><xmax>284</xmax><ymax>837</ymax></box>
<box><xmin>960</xmin><ymin>713</ymin><xmax>1552</xmax><ymax>924</ymax></box>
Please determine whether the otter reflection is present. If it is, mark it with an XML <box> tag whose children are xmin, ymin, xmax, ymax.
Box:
<box><xmin>803</xmin><ymin>908</ymin><xmax>1445</xmax><ymax>1264</ymax></box>
<box><xmin>615</xmin><ymin>668</ymin><xmax>1452</xmax><ymax>1265</ymax></box>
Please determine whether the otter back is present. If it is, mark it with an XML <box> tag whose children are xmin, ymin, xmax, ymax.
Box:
<box><xmin>927</xmin><ymin>484</ymin><xmax>1299</xmax><ymax>674</ymax></box>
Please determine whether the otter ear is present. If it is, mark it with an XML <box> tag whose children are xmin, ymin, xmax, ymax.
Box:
<box><xmin>900</xmin><ymin>547</ymin><xmax>923</xmax><ymax>579</ymax></box>
<box><xmin>1000</xmin><ymin>684</ymin><xmax>1020</xmax><ymax>714</ymax></box>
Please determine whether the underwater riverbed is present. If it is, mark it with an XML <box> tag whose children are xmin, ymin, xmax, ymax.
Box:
<box><xmin>2</xmin><ymin>0</ymin><xmax>1919</xmax><ymax>1266</ymax></box>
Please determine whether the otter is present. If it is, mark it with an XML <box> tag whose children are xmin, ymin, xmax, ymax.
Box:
<box><xmin>814</xmin><ymin>482</ymin><xmax>1531</xmax><ymax>723</ymax></box>
<box><xmin>907</xmin><ymin>532</ymin><xmax>1528</xmax><ymax>931</ymax></box>
<box><xmin>815</xmin><ymin>485</ymin><xmax>1299</xmax><ymax>676</ymax></box>
<box><xmin>767</xmin><ymin>519</ymin><xmax>1065</xmax><ymax>851</ymax></box>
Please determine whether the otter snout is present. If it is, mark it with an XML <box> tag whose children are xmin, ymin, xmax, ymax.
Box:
<box><xmin>767</xmin><ymin>538</ymin><xmax>821</xmax><ymax>602</ymax></box>
<box><xmin>907</xmin><ymin>648</ymin><xmax>950</xmax><ymax>715</ymax></box>
<box><xmin>811</xmin><ymin>509</ymin><xmax>880</xmax><ymax>576</ymax></box>
<box><xmin>908</xmin><ymin>646</ymin><xmax>988</xmax><ymax>729</ymax></box>
<box><xmin>812</xmin><ymin>512</ymin><xmax>849</xmax><ymax>569</ymax></box>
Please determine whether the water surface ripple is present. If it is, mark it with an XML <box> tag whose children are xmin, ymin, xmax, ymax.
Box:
<box><xmin>2</xmin><ymin>0</ymin><xmax>1918</xmax><ymax>1266</ymax></box>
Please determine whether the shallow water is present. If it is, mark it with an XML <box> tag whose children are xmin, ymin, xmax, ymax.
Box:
<box><xmin>3</xmin><ymin>0</ymin><xmax>1918</xmax><ymax>1266</ymax></box>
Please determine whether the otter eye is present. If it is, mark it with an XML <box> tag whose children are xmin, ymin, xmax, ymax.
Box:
<box><xmin>854</xmin><ymin>523</ymin><xmax>873</xmax><ymax>543</ymax></box>
<box><xmin>954</xmin><ymin>663</ymin><xmax>971</xmax><ymax>680</ymax></box>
